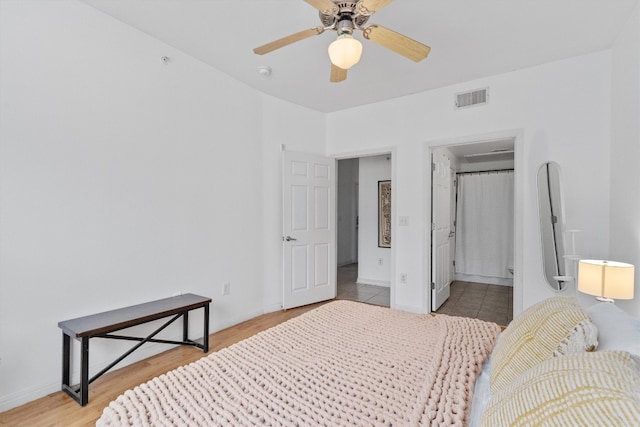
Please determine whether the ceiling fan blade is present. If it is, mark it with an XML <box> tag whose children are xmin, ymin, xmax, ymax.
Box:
<box><xmin>330</xmin><ymin>64</ymin><xmax>347</xmax><ymax>82</ymax></box>
<box><xmin>363</xmin><ymin>25</ymin><xmax>431</xmax><ymax>62</ymax></box>
<box><xmin>304</xmin><ymin>0</ymin><xmax>339</xmax><ymax>14</ymax></box>
<box><xmin>358</xmin><ymin>0</ymin><xmax>395</xmax><ymax>14</ymax></box>
<box><xmin>253</xmin><ymin>27</ymin><xmax>325</xmax><ymax>55</ymax></box>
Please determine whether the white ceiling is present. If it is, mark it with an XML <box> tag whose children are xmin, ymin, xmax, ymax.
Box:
<box><xmin>81</xmin><ymin>0</ymin><xmax>637</xmax><ymax>113</ymax></box>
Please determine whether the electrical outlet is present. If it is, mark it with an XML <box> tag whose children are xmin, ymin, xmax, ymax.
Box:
<box><xmin>222</xmin><ymin>282</ymin><xmax>231</xmax><ymax>296</ymax></box>
<box><xmin>378</xmin><ymin>258</ymin><xmax>383</xmax><ymax>266</ymax></box>
<box><xmin>399</xmin><ymin>216</ymin><xmax>409</xmax><ymax>226</ymax></box>
<box><xmin>400</xmin><ymin>273</ymin><xmax>407</xmax><ymax>284</ymax></box>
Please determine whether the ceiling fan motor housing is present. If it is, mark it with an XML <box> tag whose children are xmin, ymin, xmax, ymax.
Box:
<box><xmin>319</xmin><ymin>1</ymin><xmax>371</xmax><ymax>30</ymax></box>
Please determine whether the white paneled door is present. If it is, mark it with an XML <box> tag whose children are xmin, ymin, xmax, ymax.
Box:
<box><xmin>431</xmin><ymin>151</ymin><xmax>452</xmax><ymax>311</ymax></box>
<box><xmin>282</xmin><ymin>151</ymin><xmax>336</xmax><ymax>309</ymax></box>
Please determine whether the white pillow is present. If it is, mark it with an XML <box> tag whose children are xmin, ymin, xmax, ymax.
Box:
<box><xmin>586</xmin><ymin>302</ymin><xmax>640</xmax><ymax>356</ymax></box>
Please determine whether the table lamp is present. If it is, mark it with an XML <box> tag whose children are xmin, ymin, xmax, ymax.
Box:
<box><xmin>577</xmin><ymin>260</ymin><xmax>635</xmax><ymax>303</ymax></box>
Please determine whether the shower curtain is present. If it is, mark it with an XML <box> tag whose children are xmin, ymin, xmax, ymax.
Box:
<box><xmin>455</xmin><ymin>171</ymin><xmax>514</xmax><ymax>279</ymax></box>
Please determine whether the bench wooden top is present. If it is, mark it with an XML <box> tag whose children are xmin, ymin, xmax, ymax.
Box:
<box><xmin>58</xmin><ymin>293</ymin><xmax>211</xmax><ymax>338</ymax></box>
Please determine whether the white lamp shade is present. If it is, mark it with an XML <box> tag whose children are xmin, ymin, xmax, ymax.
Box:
<box><xmin>328</xmin><ymin>34</ymin><xmax>363</xmax><ymax>70</ymax></box>
<box><xmin>578</xmin><ymin>260</ymin><xmax>635</xmax><ymax>300</ymax></box>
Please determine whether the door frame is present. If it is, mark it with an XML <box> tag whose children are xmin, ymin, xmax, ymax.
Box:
<box><xmin>334</xmin><ymin>147</ymin><xmax>397</xmax><ymax>309</ymax></box>
<box><xmin>423</xmin><ymin>130</ymin><xmax>524</xmax><ymax>316</ymax></box>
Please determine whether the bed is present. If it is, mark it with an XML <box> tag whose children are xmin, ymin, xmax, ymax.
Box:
<box><xmin>97</xmin><ymin>297</ymin><xmax>640</xmax><ymax>426</ymax></box>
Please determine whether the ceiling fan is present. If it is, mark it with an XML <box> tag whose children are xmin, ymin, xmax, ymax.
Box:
<box><xmin>253</xmin><ymin>0</ymin><xmax>431</xmax><ymax>82</ymax></box>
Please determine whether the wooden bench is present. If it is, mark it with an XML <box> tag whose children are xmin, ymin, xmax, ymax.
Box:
<box><xmin>58</xmin><ymin>293</ymin><xmax>211</xmax><ymax>406</ymax></box>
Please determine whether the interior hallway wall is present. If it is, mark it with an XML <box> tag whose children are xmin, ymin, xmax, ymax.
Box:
<box><xmin>337</xmin><ymin>159</ymin><xmax>359</xmax><ymax>267</ymax></box>
<box><xmin>357</xmin><ymin>155</ymin><xmax>392</xmax><ymax>286</ymax></box>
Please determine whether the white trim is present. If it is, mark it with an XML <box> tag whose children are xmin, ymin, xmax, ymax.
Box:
<box><xmin>262</xmin><ymin>303</ymin><xmax>283</xmax><ymax>313</ymax></box>
<box><xmin>453</xmin><ymin>273</ymin><xmax>513</xmax><ymax>287</ymax></box>
<box><xmin>356</xmin><ymin>277</ymin><xmax>391</xmax><ymax>287</ymax></box>
<box><xmin>393</xmin><ymin>303</ymin><xmax>423</xmax><ymax>314</ymax></box>
<box><xmin>0</xmin><ymin>381</ymin><xmax>59</xmax><ymax>413</ymax></box>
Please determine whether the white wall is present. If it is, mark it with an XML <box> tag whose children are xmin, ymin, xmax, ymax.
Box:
<box><xmin>609</xmin><ymin>4</ymin><xmax>640</xmax><ymax>317</ymax></box>
<box><xmin>0</xmin><ymin>0</ymin><xmax>325</xmax><ymax>410</ymax></box>
<box><xmin>337</xmin><ymin>159</ymin><xmax>358</xmax><ymax>267</ymax></box>
<box><xmin>327</xmin><ymin>52</ymin><xmax>613</xmax><ymax>315</ymax></box>
<box><xmin>357</xmin><ymin>155</ymin><xmax>391</xmax><ymax>286</ymax></box>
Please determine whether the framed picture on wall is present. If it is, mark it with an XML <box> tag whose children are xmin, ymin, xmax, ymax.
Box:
<box><xmin>378</xmin><ymin>180</ymin><xmax>391</xmax><ymax>248</ymax></box>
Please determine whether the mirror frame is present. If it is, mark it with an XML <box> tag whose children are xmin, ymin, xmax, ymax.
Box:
<box><xmin>537</xmin><ymin>161</ymin><xmax>567</xmax><ymax>291</ymax></box>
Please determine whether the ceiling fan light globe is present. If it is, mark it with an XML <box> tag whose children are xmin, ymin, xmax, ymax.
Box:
<box><xmin>328</xmin><ymin>34</ymin><xmax>362</xmax><ymax>70</ymax></box>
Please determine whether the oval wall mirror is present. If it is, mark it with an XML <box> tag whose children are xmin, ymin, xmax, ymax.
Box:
<box><xmin>537</xmin><ymin>162</ymin><xmax>567</xmax><ymax>291</ymax></box>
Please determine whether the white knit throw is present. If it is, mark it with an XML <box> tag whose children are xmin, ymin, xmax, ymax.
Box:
<box><xmin>97</xmin><ymin>301</ymin><xmax>500</xmax><ymax>426</ymax></box>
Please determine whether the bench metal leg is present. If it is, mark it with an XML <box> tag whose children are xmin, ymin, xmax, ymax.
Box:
<box><xmin>80</xmin><ymin>337</ymin><xmax>89</xmax><ymax>406</ymax></box>
<box><xmin>182</xmin><ymin>308</ymin><xmax>208</xmax><ymax>352</ymax></box>
<box><xmin>203</xmin><ymin>304</ymin><xmax>209</xmax><ymax>352</ymax></box>
<box><xmin>183</xmin><ymin>311</ymin><xmax>189</xmax><ymax>342</ymax></box>
<box><xmin>62</xmin><ymin>333</ymin><xmax>70</xmax><ymax>390</ymax></box>
<box><xmin>61</xmin><ymin>334</ymin><xmax>90</xmax><ymax>406</ymax></box>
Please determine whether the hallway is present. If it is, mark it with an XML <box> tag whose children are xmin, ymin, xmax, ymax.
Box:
<box><xmin>336</xmin><ymin>264</ymin><xmax>390</xmax><ymax>307</ymax></box>
<box><xmin>435</xmin><ymin>281</ymin><xmax>513</xmax><ymax>326</ymax></box>
<box><xmin>337</xmin><ymin>265</ymin><xmax>513</xmax><ymax>326</ymax></box>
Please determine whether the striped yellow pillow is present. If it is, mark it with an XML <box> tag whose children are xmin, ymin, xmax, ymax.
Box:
<box><xmin>480</xmin><ymin>351</ymin><xmax>640</xmax><ymax>427</ymax></box>
<box><xmin>490</xmin><ymin>296</ymin><xmax>597</xmax><ymax>393</ymax></box>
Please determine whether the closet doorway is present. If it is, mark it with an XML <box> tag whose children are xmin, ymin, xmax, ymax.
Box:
<box><xmin>337</xmin><ymin>155</ymin><xmax>391</xmax><ymax>307</ymax></box>
<box><xmin>430</xmin><ymin>139</ymin><xmax>515</xmax><ymax>325</ymax></box>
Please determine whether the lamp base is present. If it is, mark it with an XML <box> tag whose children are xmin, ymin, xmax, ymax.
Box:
<box><xmin>595</xmin><ymin>296</ymin><xmax>615</xmax><ymax>303</ymax></box>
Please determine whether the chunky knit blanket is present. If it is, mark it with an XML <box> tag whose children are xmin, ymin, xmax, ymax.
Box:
<box><xmin>97</xmin><ymin>301</ymin><xmax>500</xmax><ymax>426</ymax></box>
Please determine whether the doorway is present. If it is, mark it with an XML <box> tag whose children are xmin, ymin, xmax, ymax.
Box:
<box><xmin>430</xmin><ymin>139</ymin><xmax>516</xmax><ymax>325</ymax></box>
<box><xmin>336</xmin><ymin>154</ymin><xmax>391</xmax><ymax>307</ymax></box>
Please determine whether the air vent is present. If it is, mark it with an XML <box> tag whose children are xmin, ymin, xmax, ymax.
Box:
<box><xmin>455</xmin><ymin>87</ymin><xmax>489</xmax><ymax>109</ymax></box>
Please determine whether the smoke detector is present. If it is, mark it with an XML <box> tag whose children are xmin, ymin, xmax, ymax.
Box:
<box><xmin>257</xmin><ymin>66</ymin><xmax>272</xmax><ymax>77</ymax></box>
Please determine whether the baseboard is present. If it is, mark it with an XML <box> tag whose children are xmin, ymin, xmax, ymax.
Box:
<box><xmin>453</xmin><ymin>273</ymin><xmax>513</xmax><ymax>287</ymax></box>
<box><xmin>356</xmin><ymin>277</ymin><xmax>390</xmax><ymax>287</ymax></box>
<box><xmin>393</xmin><ymin>303</ymin><xmax>423</xmax><ymax>314</ymax></box>
<box><xmin>263</xmin><ymin>302</ymin><xmax>283</xmax><ymax>314</ymax></box>
<box><xmin>0</xmin><ymin>381</ymin><xmax>60</xmax><ymax>413</ymax></box>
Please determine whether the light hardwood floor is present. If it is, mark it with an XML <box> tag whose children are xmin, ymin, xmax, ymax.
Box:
<box><xmin>0</xmin><ymin>302</ymin><xmax>327</xmax><ymax>427</ymax></box>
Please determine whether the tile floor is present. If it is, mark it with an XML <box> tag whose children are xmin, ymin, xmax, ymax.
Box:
<box><xmin>337</xmin><ymin>264</ymin><xmax>513</xmax><ymax>326</ymax></box>
<box><xmin>336</xmin><ymin>263</ymin><xmax>390</xmax><ymax>307</ymax></box>
<box><xmin>435</xmin><ymin>280</ymin><xmax>513</xmax><ymax>326</ymax></box>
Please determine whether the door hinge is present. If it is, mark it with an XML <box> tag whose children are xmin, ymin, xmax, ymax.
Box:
<box><xmin>431</xmin><ymin>223</ymin><xmax>436</xmax><ymax>231</ymax></box>
<box><xmin>452</xmin><ymin>260</ymin><xmax>456</xmax><ymax>267</ymax></box>
<box><xmin>431</xmin><ymin>282</ymin><xmax>435</xmax><ymax>290</ymax></box>
<box><xmin>432</xmin><ymin>163</ymin><xmax>436</xmax><ymax>172</ymax></box>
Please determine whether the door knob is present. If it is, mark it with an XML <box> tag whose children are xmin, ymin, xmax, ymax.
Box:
<box><xmin>284</xmin><ymin>236</ymin><xmax>297</xmax><ymax>241</ymax></box>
